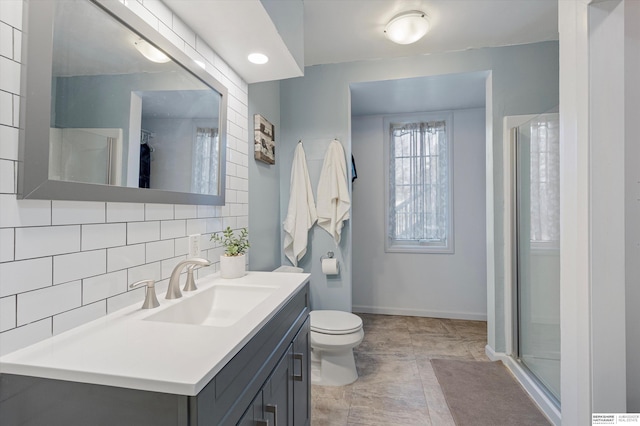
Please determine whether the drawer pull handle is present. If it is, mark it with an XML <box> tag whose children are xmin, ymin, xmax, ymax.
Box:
<box><xmin>256</xmin><ymin>420</ymin><xmax>268</xmax><ymax>426</ymax></box>
<box><xmin>265</xmin><ymin>404</ymin><xmax>278</xmax><ymax>426</ymax></box>
<box><xmin>293</xmin><ymin>353</ymin><xmax>304</xmax><ymax>382</ymax></box>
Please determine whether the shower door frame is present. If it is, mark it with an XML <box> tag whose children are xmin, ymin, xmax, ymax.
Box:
<box><xmin>499</xmin><ymin>115</ymin><xmax>561</xmax><ymax>425</ymax></box>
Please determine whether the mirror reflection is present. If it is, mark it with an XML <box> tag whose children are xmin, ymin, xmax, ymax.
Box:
<box><xmin>49</xmin><ymin>0</ymin><xmax>222</xmax><ymax>196</ymax></box>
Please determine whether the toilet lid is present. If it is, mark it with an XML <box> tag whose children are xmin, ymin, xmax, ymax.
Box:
<box><xmin>310</xmin><ymin>310</ymin><xmax>363</xmax><ymax>335</ymax></box>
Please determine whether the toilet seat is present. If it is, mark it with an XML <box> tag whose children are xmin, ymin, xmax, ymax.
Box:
<box><xmin>310</xmin><ymin>310</ymin><xmax>363</xmax><ymax>335</ymax></box>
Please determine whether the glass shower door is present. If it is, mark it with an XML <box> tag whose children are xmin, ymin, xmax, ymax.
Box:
<box><xmin>514</xmin><ymin>113</ymin><xmax>561</xmax><ymax>403</ymax></box>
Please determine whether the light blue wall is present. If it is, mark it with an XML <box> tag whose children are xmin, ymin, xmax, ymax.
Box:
<box><xmin>248</xmin><ymin>81</ymin><xmax>282</xmax><ymax>271</ymax></box>
<box><xmin>278</xmin><ymin>41</ymin><xmax>559</xmax><ymax>347</ymax></box>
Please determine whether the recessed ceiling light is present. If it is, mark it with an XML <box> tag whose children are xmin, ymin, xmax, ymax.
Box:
<box><xmin>134</xmin><ymin>39</ymin><xmax>170</xmax><ymax>63</ymax></box>
<box><xmin>384</xmin><ymin>11</ymin><xmax>430</xmax><ymax>45</ymax></box>
<box><xmin>248</xmin><ymin>53</ymin><xmax>269</xmax><ymax>65</ymax></box>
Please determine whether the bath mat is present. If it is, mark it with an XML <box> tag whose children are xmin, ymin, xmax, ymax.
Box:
<box><xmin>431</xmin><ymin>359</ymin><xmax>551</xmax><ymax>426</ymax></box>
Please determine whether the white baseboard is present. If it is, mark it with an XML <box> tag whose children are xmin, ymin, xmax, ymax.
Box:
<box><xmin>351</xmin><ymin>305</ymin><xmax>487</xmax><ymax>321</ymax></box>
<box><xmin>485</xmin><ymin>346</ymin><xmax>561</xmax><ymax>426</ymax></box>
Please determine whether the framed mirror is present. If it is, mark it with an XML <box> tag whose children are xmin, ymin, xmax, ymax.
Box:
<box><xmin>19</xmin><ymin>0</ymin><xmax>227</xmax><ymax>205</ymax></box>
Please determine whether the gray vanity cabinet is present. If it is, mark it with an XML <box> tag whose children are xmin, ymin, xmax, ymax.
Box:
<box><xmin>0</xmin><ymin>283</ymin><xmax>310</xmax><ymax>426</ymax></box>
<box><xmin>238</xmin><ymin>316</ymin><xmax>310</xmax><ymax>426</ymax></box>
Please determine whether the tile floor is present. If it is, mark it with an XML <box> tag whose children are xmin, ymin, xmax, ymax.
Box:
<box><xmin>311</xmin><ymin>314</ymin><xmax>490</xmax><ymax>425</ymax></box>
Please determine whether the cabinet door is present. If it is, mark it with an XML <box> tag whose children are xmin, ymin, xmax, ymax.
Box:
<box><xmin>237</xmin><ymin>390</ymin><xmax>263</xmax><ymax>426</ymax></box>
<box><xmin>262</xmin><ymin>345</ymin><xmax>293</xmax><ymax>426</ymax></box>
<box><xmin>292</xmin><ymin>317</ymin><xmax>310</xmax><ymax>426</ymax></box>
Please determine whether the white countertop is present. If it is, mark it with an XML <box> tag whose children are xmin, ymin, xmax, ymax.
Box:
<box><xmin>0</xmin><ymin>271</ymin><xmax>310</xmax><ymax>396</ymax></box>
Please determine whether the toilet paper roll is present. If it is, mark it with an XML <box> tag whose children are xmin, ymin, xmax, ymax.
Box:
<box><xmin>321</xmin><ymin>258</ymin><xmax>339</xmax><ymax>275</ymax></box>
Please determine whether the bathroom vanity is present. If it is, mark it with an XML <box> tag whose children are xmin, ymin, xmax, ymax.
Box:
<box><xmin>0</xmin><ymin>272</ymin><xmax>311</xmax><ymax>426</ymax></box>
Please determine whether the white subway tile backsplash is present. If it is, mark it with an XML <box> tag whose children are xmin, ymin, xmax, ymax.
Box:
<box><xmin>82</xmin><ymin>223</ymin><xmax>126</xmax><ymax>250</ymax></box>
<box><xmin>206</xmin><ymin>217</ymin><xmax>223</xmax><ymax>234</ymax></box>
<box><xmin>0</xmin><ymin>90</ymin><xmax>13</xmax><ymax>126</ymax></box>
<box><xmin>0</xmin><ymin>295</ymin><xmax>16</xmax><ymax>332</ymax></box>
<box><xmin>12</xmin><ymin>27</ymin><xmax>20</xmax><ymax>61</ymax></box>
<box><xmin>0</xmin><ymin>0</ymin><xmax>22</xmax><ymax>29</ymax></box>
<box><xmin>107</xmin><ymin>243</ymin><xmax>145</xmax><ymax>272</ymax></box>
<box><xmin>0</xmin><ymin>22</ymin><xmax>12</xmax><ymax>59</ymax></box>
<box><xmin>15</xmin><ymin>225</ymin><xmax>80</xmax><ymax>260</ymax></box>
<box><xmin>145</xmin><ymin>203</ymin><xmax>174</xmax><ymax>221</ymax></box>
<box><xmin>172</xmin><ymin>15</ymin><xmax>196</xmax><ymax>47</ymax></box>
<box><xmin>128</xmin><ymin>220</ymin><xmax>160</xmax><ymax>244</ymax></box>
<box><xmin>82</xmin><ymin>270</ymin><xmax>127</xmax><ymax>305</ymax></box>
<box><xmin>0</xmin><ymin>196</ymin><xmax>51</xmax><ymax>228</ymax></box>
<box><xmin>186</xmin><ymin>219</ymin><xmax>206</xmax><ymax>235</ymax></box>
<box><xmin>158</xmin><ymin>22</ymin><xmax>184</xmax><ymax>51</ymax></box>
<box><xmin>141</xmin><ymin>0</ymin><xmax>172</xmax><ymax>25</ymax></box>
<box><xmin>17</xmin><ymin>280</ymin><xmax>81</xmax><ymax>326</ymax></box>
<box><xmin>0</xmin><ymin>257</ymin><xmax>52</xmax><ymax>297</ymax></box>
<box><xmin>0</xmin><ymin>318</ymin><xmax>51</xmax><ymax>357</ymax></box>
<box><xmin>175</xmin><ymin>204</ymin><xmax>197</xmax><ymax>219</ymax></box>
<box><xmin>107</xmin><ymin>286</ymin><xmax>144</xmax><ymax>314</ymax></box>
<box><xmin>0</xmin><ymin>56</ymin><xmax>19</xmax><ymax>94</ymax></box>
<box><xmin>174</xmin><ymin>236</ymin><xmax>188</xmax><ymax>256</ymax></box>
<box><xmin>160</xmin><ymin>219</ymin><xmax>185</xmax><ymax>240</ymax></box>
<box><xmin>12</xmin><ymin>93</ymin><xmax>18</xmax><ymax>126</ymax></box>
<box><xmin>195</xmin><ymin>36</ymin><xmax>215</xmax><ymax>64</ymax></box>
<box><xmin>197</xmin><ymin>205</ymin><xmax>215</xmax><ymax>218</ymax></box>
<box><xmin>53</xmin><ymin>250</ymin><xmax>106</xmax><ymax>285</ymax></box>
<box><xmin>236</xmin><ymin>216</ymin><xmax>248</xmax><ymax>229</ymax></box>
<box><xmin>107</xmin><ymin>202</ymin><xmax>145</xmax><ymax>223</ymax></box>
<box><xmin>53</xmin><ymin>301</ymin><xmax>105</xmax><ymax>335</ymax></box>
<box><xmin>0</xmin><ymin>227</ymin><xmax>13</xmax><ymax>261</ymax></box>
<box><xmin>0</xmin><ymin>124</ymin><xmax>19</xmax><ymax>161</ymax></box>
<box><xmin>127</xmin><ymin>261</ymin><xmax>161</xmax><ymax>284</ymax></box>
<box><xmin>52</xmin><ymin>200</ymin><xmax>105</xmax><ymax>225</ymax></box>
<box><xmin>161</xmin><ymin>255</ymin><xmax>186</xmax><ymax>280</ymax></box>
<box><xmin>145</xmin><ymin>239</ymin><xmax>173</xmax><ymax>263</ymax></box>
<box><xmin>0</xmin><ymin>159</ymin><xmax>15</xmax><ymax>193</ymax></box>
<box><xmin>125</xmin><ymin>0</ymin><xmax>159</xmax><ymax>30</ymax></box>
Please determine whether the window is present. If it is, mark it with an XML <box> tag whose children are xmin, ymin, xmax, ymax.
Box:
<box><xmin>384</xmin><ymin>113</ymin><xmax>453</xmax><ymax>253</ymax></box>
<box><xmin>528</xmin><ymin>115</ymin><xmax>560</xmax><ymax>248</ymax></box>
<box><xmin>192</xmin><ymin>127</ymin><xmax>219</xmax><ymax>195</ymax></box>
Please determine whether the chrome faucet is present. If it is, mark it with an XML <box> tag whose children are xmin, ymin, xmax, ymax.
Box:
<box><xmin>166</xmin><ymin>257</ymin><xmax>211</xmax><ymax>299</ymax></box>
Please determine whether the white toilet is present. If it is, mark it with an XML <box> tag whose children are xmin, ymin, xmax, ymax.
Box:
<box><xmin>272</xmin><ymin>266</ymin><xmax>364</xmax><ymax>386</ymax></box>
<box><xmin>309</xmin><ymin>310</ymin><xmax>364</xmax><ymax>386</ymax></box>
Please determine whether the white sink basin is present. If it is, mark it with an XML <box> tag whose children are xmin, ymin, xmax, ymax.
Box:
<box><xmin>145</xmin><ymin>284</ymin><xmax>277</xmax><ymax>327</ymax></box>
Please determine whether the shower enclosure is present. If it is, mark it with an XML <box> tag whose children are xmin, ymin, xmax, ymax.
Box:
<box><xmin>511</xmin><ymin>112</ymin><xmax>561</xmax><ymax>405</ymax></box>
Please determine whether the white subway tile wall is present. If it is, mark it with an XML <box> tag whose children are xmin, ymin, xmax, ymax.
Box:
<box><xmin>0</xmin><ymin>0</ymin><xmax>249</xmax><ymax>356</ymax></box>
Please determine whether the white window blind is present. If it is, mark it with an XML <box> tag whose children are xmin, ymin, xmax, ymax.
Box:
<box><xmin>386</xmin><ymin>116</ymin><xmax>453</xmax><ymax>253</ymax></box>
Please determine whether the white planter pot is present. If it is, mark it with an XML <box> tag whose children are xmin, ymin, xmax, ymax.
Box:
<box><xmin>220</xmin><ymin>254</ymin><xmax>246</xmax><ymax>279</ymax></box>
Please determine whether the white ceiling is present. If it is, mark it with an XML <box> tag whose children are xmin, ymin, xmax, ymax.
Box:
<box><xmin>167</xmin><ymin>0</ymin><xmax>558</xmax><ymax>83</ymax></box>
<box><xmin>350</xmin><ymin>71</ymin><xmax>488</xmax><ymax>116</ymax></box>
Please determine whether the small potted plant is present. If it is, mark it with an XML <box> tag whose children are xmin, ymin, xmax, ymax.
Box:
<box><xmin>211</xmin><ymin>227</ymin><xmax>249</xmax><ymax>278</ymax></box>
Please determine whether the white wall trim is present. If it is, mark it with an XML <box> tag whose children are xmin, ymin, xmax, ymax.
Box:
<box><xmin>486</xmin><ymin>346</ymin><xmax>561</xmax><ymax>426</ymax></box>
<box><xmin>353</xmin><ymin>305</ymin><xmax>487</xmax><ymax>321</ymax></box>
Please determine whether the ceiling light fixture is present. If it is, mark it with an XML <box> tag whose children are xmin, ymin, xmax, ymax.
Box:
<box><xmin>384</xmin><ymin>11</ymin><xmax>430</xmax><ymax>45</ymax></box>
<box><xmin>134</xmin><ymin>39</ymin><xmax>170</xmax><ymax>63</ymax></box>
<box><xmin>248</xmin><ymin>53</ymin><xmax>269</xmax><ymax>65</ymax></box>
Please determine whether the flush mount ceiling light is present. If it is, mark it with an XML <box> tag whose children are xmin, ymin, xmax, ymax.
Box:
<box><xmin>134</xmin><ymin>39</ymin><xmax>170</xmax><ymax>63</ymax></box>
<box><xmin>384</xmin><ymin>11</ymin><xmax>430</xmax><ymax>45</ymax></box>
<box><xmin>248</xmin><ymin>53</ymin><xmax>269</xmax><ymax>65</ymax></box>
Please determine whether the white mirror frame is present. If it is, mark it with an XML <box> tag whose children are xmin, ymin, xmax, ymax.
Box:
<box><xmin>18</xmin><ymin>0</ymin><xmax>228</xmax><ymax>205</ymax></box>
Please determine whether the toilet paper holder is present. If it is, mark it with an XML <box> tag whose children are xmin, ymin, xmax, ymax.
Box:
<box><xmin>320</xmin><ymin>251</ymin><xmax>334</xmax><ymax>261</ymax></box>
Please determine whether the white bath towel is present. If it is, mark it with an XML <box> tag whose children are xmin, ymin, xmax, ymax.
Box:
<box><xmin>283</xmin><ymin>142</ymin><xmax>317</xmax><ymax>266</ymax></box>
<box><xmin>316</xmin><ymin>139</ymin><xmax>350</xmax><ymax>243</ymax></box>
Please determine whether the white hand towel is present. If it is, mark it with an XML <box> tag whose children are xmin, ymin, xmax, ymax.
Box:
<box><xmin>316</xmin><ymin>140</ymin><xmax>350</xmax><ymax>243</ymax></box>
<box><xmin>283</xmin><ymin>142</ymin><xmax>317</xmax><ymax>266</ymax></box>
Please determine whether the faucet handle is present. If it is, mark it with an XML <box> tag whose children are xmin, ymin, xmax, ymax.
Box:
<box><xmin>183</xmin><ymin>265</ymin><xmax>198</xmax><ymax>292</ymax></box>
<box><xmin>130</xmin><ymin>279</ymin><xmax>160</xmax><ymax>309</ymax></box>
